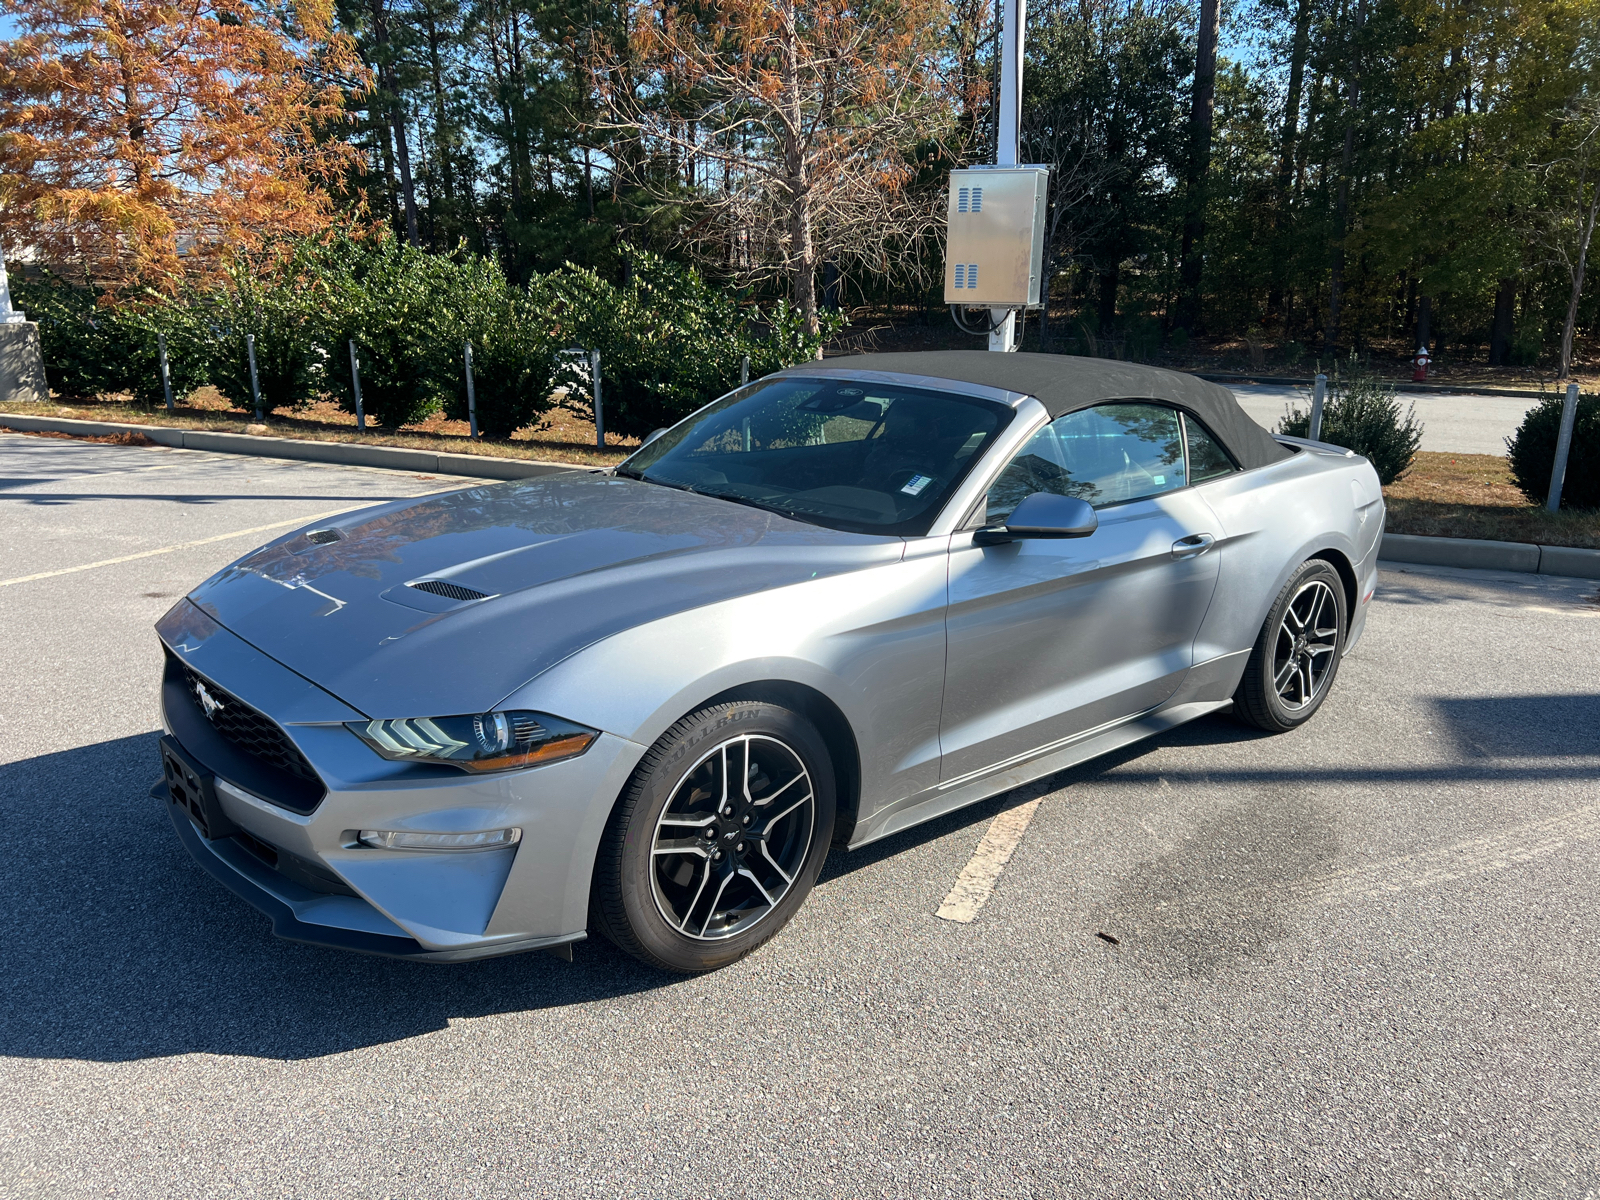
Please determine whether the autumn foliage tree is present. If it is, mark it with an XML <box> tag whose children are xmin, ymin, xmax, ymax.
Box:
<box><xmin>0</xmin><ymin>0</ymin><xmax>366</xmax><ymax>283</ymax></box>
<box><xmin>591</xmin><ymin>0</ymin><xmax>958</xmax><ymax>338</ymax></box>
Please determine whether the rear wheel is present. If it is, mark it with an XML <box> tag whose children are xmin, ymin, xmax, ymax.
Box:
<box><xmin>591</xmin><ymin>697</ymin><xmax>836</xmax><ymax>973</ymax></box>
<box><xmin>1233</xmin><ymin>559</ymin><xmax>1347</xmax><ymax>733</ymax></box>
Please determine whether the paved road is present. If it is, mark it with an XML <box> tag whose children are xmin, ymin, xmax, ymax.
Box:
<box><xmin>1229</xmin><ymin>384</ymin><xmax>1540</xmax><ymax>456</ymax></box>
<box><xmin>3</xmin><ymin>434</ymin><xmax>1598</xmax><ymax>1199</ymax></box>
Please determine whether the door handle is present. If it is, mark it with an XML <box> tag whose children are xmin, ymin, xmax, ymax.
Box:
<box><xmin>1171</xmin><ymin>532</ymin><xmax>1215</xmax><ymax>559</ymax></box>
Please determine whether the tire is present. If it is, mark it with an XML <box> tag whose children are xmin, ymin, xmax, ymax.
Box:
<box><xmin>591</xmin><ymin>696</ymin><xmax>837</xmax><ymax>973</ymax></box>
<box><xmin>1233</xmin><ymin>558</ymin><xmax>1348</xmax><ymax>733</ymax></box>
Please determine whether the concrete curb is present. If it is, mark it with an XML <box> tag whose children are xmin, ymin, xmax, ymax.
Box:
<box><xmin>1381</xmin><ymin>532</ymin><xmax>1600</xmax><ymax>581</ymax></box>
<box><xmin>0</xmin><ymin>411</ymin><xmax>587</xmax><ymax>480</ymax></box>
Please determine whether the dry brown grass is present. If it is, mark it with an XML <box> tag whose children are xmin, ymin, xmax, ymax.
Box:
<box><xmin>1384</xmin><ymin>452</ymin><xmax>1600</xmax><ymax>549</ymax></box>
<box><xmin>0</xmin><ymin>387</ymin><xmax>637</xmax><ymax>467</ymax></box>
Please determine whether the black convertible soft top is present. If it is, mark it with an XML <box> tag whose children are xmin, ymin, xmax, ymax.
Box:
<box><xmin>798</xmin><ymin>350</ymin><xmax>1292</xmax><ymax>472</ymax></box>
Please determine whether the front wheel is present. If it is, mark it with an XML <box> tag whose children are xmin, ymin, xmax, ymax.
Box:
<box><xmin>591</xmin><ymin>697</ymin><xmax>836</xmax><ymax>973</ymax></box>
<box><xmin>1233</xmin><ymin>559</ymin><xmax>1348</xmax><ymax>732</ymax></box>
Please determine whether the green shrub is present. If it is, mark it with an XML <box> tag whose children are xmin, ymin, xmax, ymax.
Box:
<box><xmin>101</xmin><ymin>294</ymin><xmax>213</xmax><ymax>406</ymax></box>
<box><xmin>434</xmin><ymin>260</ymin><xmax>559</xmax><ymax>439</ymax></box>
<box><xmin>195</xmin><ymin>251</ymin><xmax>326</xmax><ymax>412</ymax></box>
<box><xmin>312</xmin><ymin>236</ymin><xmax>446</xmax><ymax>429</ymax></box>
<box><xmin>1507</xmin><ymin>391</ymin><xmax>1599</xmax><ymax>510</ymax></box>
<box><xmin>544</xmin><ymin>249</ymin><xmax>840</xmax><ymax>438</ymax></box>
<box><xmin>13</xmin><ymin>276</ymin><xmax>103</xmax><ymax>398</ymax></box>
<box><xmin>12</xmin><ymin>274</ymin><xmax>210</xmax><ymax>404</ymax></box>
<box><xmin>1278</xmin><ymin>361</ymin><xmax>1422</xmax><ymax>485</ymax></box>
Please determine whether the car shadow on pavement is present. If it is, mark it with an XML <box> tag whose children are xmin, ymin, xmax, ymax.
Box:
<box><xmin>0</xmin><ymin>733</ymin><xmax>669</xmax><ymax>1064</ymax></box>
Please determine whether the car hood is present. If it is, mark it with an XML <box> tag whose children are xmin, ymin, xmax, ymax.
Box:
<box><xmin>183</xmin><ymin>471</ymin><xmax>903</xmax><ymax>719</ymax></box>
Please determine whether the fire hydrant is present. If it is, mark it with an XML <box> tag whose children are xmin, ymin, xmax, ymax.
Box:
<box><xmin>1412</xmin><ymin>345</ymin><xmax>1431</xmax><ymax>381</ymax></box>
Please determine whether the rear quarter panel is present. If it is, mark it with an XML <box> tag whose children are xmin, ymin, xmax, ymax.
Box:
<box><xmin>1193</xmin><ymin>445</ymin><xmax>1383</xmax><ymax>663</ymax></box>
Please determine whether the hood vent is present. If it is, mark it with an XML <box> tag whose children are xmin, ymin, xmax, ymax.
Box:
<box><xmin>305</xmin><ymin>528</ymin><xmax>344</xmax><ymax>545</ymax></box>
<box><xmin>408</xmin><ymin>579</ymin><xmax>491</xmax><ymax>602</ymax></box>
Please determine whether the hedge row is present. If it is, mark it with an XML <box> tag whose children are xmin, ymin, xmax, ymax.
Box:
<box><xmin>16</xmin><ymin>239</ymin><xmax>839</xmax><ymax>439</ymax></box>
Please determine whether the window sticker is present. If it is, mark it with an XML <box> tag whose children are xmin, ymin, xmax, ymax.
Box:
<box><xmin>1153</xmin><ymin>475</ymin><xmax>1166</xmax><ymax>485</ymax></box>
<box><xmin>901</xmin><ymin>474</ymin><xmax>935</xmax><ymax>496</ymax></box>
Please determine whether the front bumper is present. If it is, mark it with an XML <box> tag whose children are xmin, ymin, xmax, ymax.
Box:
<box><xmin>156</xmin><ymin>603</ymin><xmax>646</xmax><ymax>961</ymax></box>
<box><xmin>155</xmin><ymin>780</ymin><xmax>579</xmax><ymax>961</ymax></box>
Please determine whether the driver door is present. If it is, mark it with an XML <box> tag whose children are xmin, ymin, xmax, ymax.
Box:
<box><xmin>938</xmin><ymin>403</ymin><xmax>1223</xmax><ymax>782</ymax></box>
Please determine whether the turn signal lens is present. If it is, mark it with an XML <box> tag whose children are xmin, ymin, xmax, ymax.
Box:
<box><xmin>357</xmin><ymin>828</ymin><xmax>521</xmax><ymax>851</ymax></box>
<box><xmin>348</xmin><ymin>710</ymin><xmax>597</xmax><ymax>773</ymax></box>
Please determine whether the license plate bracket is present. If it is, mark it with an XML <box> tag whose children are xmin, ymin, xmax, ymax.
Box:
<box><xmin>159</xmin><ymin>736</ymin><xmax>238</xmax><ymax>840</ymax></box>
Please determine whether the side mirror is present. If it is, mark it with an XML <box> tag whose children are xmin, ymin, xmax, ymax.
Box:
<box><xmin>974</xmin><ymin>492</ymin><xmax>1098</xmax><ymax>545</ymax></box>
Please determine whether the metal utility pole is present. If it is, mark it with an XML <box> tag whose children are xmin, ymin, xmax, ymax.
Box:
<box><xmin>990</xmin><ymin>0</ymin><xmax>1026</xmax><ymax>353</ymax></box>
<box><xmin>591</xmin><ymin>350</ymin><xmax>604</xmax><ymax>447</ymax></box>
<box><xmin>464</xmin><ymin>342</ymin><xmax>479</xmax><ymax>439</ymax></box>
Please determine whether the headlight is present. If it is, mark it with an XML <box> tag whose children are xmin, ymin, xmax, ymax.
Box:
<box><xmin>349</xmin><ymin>711</ymin><xmax>598</xmax><ymax>773</ymax></box>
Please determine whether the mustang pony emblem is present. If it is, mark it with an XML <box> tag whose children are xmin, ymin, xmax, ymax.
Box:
<box><xmin>193</xmin><ymin>679</ymin><xmax>225</xmax><ymax>721</ymax></box>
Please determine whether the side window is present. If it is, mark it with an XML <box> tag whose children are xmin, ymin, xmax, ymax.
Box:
<box><xmin>1184</xmin><ymin>415</ymin><xmax>1237</xmax><ymax>483</ymax></box>
<box><xmin>986</xmin><ymin>403</ymin><xmax>1186</xmax><ymax>522</ymax></box>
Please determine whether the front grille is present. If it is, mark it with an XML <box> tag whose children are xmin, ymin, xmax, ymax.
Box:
<box><xmin>179</xmin><ymin>665</ymin><xmax>322</xmax><ymax>786</ymax></box>
<box><xmin>408</xmin><ymin>579</ymin><xmax>489</xmax><ymax>602</ymax></box>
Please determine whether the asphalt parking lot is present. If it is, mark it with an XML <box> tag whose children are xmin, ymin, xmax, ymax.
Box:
<box><xmin>2</xmin><ymin>432</ymin><xmax>1598</xmax><ymax>1199</ymax></box>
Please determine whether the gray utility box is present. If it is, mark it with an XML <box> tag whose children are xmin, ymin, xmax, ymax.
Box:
<box><xmin>943</xmin><ymin>167</ymin><xmax>1049</xmax><ymax>308</ymax></box>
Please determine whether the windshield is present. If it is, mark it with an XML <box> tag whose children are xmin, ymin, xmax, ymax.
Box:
<box><xmin>620</xmin><ymin>376</ymin><xmax>1013</xmax><ymax>535</ymax></box>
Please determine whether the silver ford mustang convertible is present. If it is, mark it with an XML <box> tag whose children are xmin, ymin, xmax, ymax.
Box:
<box><xmin>154</xmin><ymin>351</ymin><xmax>1384</xmax><ymax>972</ymax></box>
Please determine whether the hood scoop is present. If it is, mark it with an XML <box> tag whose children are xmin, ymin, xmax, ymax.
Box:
<box><xmin>381</xmin><ymin>577</ymin><xmax>499</xmax><ymax>614</ymax></box>
<box><xmin>409</xmin><ymin>579</ymin><xmax>491</xmax><ymax>602</ymax></box>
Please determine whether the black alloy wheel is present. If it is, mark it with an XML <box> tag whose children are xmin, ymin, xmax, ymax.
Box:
<box><xmin>591</xmin><ymin>697</ymin><xmax>836</xmax><ymax>973</ymax></box>
<box><xmin>1234</xmin><ymin>558</ymin><xmax>1348</xmax><ymax>732</ymax></box>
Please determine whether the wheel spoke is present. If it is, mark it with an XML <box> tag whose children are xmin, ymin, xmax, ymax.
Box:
<box><xmin>652</xmin><ymin>837</ymin><xmax>710</xmax><ymax>858</ymax></box>
<box><xmin>1274</xmin><ymin>656</ymin><xmax>1299</xmax><ymax>691</ymax></box>
<box><xmin>698</xmin><ymin>866</ymin><xmax>738</xmax><ymax>937</ymax></box>
<box><xmin>753</xmin><ymin>792</ymin><xmax>812</xmax><ymax>838</ymax></box>
<box><xmin>676</xmin><ymin>863</ymin><xmax>712</xmax><ymax>934</ymax></box>
<box><xmin>659</xmin><ymin>812</ymin><xmax>716</xmax><ymax>829</ymax></box>
<box><xmin>761</xmin><ymin>840</ymin><xmax>794</xmax><ymax>885</ymax></box>
<box><xmin>739</xmin><ymin>867</ymin><xmax>778</xmax><ymax>907</ymax></box>
<box><xmin>753</xmin><ymin>770</ymin><xmax>804</xmax><ymax>809</ymax></box>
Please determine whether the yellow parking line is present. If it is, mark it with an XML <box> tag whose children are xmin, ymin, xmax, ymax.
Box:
<box><xmin>0</xmin><ymin>507</ymin><xmax>360</xmax><ymax>589</ymax></box>
<box><xmin>935</xmin><ymin>795</ymin><xmax>1046</xmax><ymax>924</ymax></box>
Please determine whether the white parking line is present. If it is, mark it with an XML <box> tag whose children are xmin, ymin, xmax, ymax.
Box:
<box><xmin>935</xmin><ymin>795</ymin><xmax>1046</xmax><ymax>924</ymax></box>
<box><xmin>0</xmin><ymin>507</ymin><xmax>360</xmax><ymax>589</ymax></box>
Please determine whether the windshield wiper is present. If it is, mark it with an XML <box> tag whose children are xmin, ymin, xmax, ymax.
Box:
<box><xmin>613</xmin><ymin>466</ymin><xmax>695</xmax><ymax>494</ymax></box>
<box><xmin>692</xmin><ymin>488</ymin><xmax>797</xmax><ymax>520</ymax></box>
